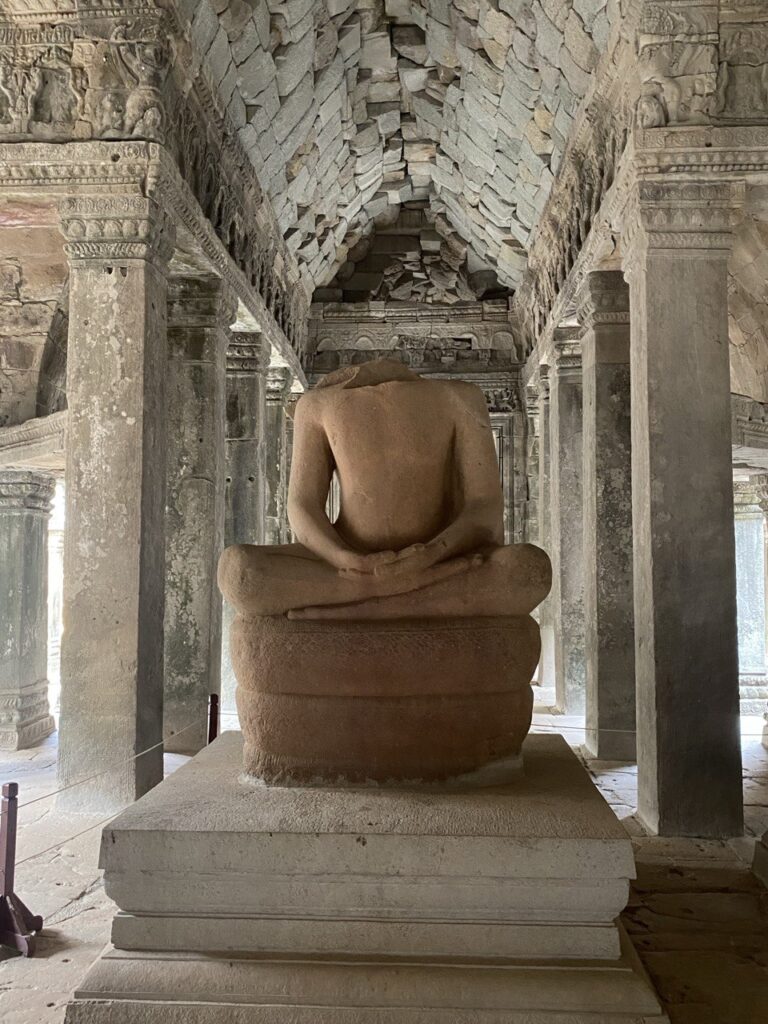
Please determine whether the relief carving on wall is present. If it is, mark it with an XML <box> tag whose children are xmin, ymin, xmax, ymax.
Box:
<box><xmin>636</xmin><ymin>2</ymin><xmax>720</xmax><ymax>129</ymax></box>
<box><xmin>717</xmin><ymin>2</ymin><xmax>768</xmax><ymax>122</ymax></box>
<box><xmin>0</xmin><ymin>21</ymin><xmax>168</xmax><ymax>142</ymax></box>
<box><xmin>0</xmin><ymin>8</ymin><xmax>308</xmax><ymax>356</ymax></box>
<box><xmin>635</xmin><ymin>2</ymin><xmax>768</xmax><ymax>128</ymax></box>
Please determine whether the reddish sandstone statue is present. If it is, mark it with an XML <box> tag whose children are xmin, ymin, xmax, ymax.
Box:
<box><xmin>219</xmin><ymin>359</ymin><xmax>551</xmax><ymax>783</ymax></box>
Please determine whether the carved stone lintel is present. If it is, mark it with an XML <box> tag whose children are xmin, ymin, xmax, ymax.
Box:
<box><xmin>0</xmin><ymin>469</ymin><xmax>54</xmax><ymax>514</ymax></box>
<box><xmin>227</xmin><ymin>333</ymin><xmax>270</xmax><ymax>376</ymax></box>
<box><xmin>59</xmin><ymin>193</ymin><xmax>175</xmax><ymax>265</ymax></box>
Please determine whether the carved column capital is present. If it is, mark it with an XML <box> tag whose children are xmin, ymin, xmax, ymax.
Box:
<box><xmin>551</xmin><ymin>330</ymin><xmax>582</xmax><ymax>381</ymax></box>
<box><xmin>576</xmin><ymin>270</ymin><xmax>630</xmax><ymax>333</ymax></box>
<box><xmin>0</xmin><ymin>470</ymin><xmax>55</xmax><ymax>514</ymax></box>
<box><xmin>59</xmin><ymin>195</ymin><xmax>175</xmax><ymax>266</ymax></box>
<box><xmin>266</xmin><ymin>366</ymin><xmax>293</xmax><ymax>403</ymax></box>
<box><xmin>622</xmin><ymin>179</ymin><xmax>744</xmax><ymax>274</ymax></box>
<box><xmin>227</xmin><ymin>333</ymin><xmax>271</xmax><ymax>375</ymax></box>
<box><xmin>167</xmin><ymin>276</ymin><xmax>238</xmax><ymax>330</ymax></box>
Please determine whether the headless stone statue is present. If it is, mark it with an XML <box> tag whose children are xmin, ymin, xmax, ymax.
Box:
<box><xmin>218</xmin><ymin>359</ymin><xmax>552</xmax><ymax>784</ymax></box>
<box><xmin>219</xmin><ymin>359</ymin><xmax>550</xmax><ymax>621</ymax></box>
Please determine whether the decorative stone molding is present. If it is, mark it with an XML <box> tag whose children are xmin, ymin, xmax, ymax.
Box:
<box><xmin>623</xmin><ymin>179</ymin><xmax>743</xmax><ymax>263</ymax></box>
<box><xmin>0</xmin><ymin>411</ymin><xmax>66</xmax><ymax>470</ymax></box>
<box><xmin>482</xmin><ymin>383</ymin><xmax>520</xmax><ymax>415</ymax></box>
<box><xmin>0</xmin><ymin>469</ymin><xmax>54</xmax><ymax>513</ymax></box>
<box><xmin>59</xmin><ymin>193</ymin><xmax>175</xmax><ymax>265</ymax></box>
<box><xmin>576</xmin><ymin>271</ymin><xmax>631</xmax><ymax>334</ymax></box>
<box><xmin>752</xmin><ymin>474</ymin><xmax>768</xmax><ymax>516</ymax></box>
<box><xmin>227</xmin><ymin>333</ymin><xmax>270</xmax><ymax>377</ymax></box>
<box><xmin>551</xmin><ymin>332</ymin><xmax>583</xmax><ymax>382</ymax></box>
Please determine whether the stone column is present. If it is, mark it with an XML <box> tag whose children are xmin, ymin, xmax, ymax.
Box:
<box><xmin>537</xmin><ymin>367</ymin><xmax>556</xmax><ymax>689</ymax></box>
<box><xmin>549</xmin><ymin>333</ymin><xmax>585</xmax><ymax>714</ymax></box>
<box><xmin>57</xmin><ymin>196</ymin><xmax>174</xmax><ymax>813</ymax></box>
<box><xmin>221</xmin><ymin>332</ymin><xmax>270</xmax><ymax>712</ymax></box>
<box><xmin>752</xmin><ymin>476</ymin><xmax>768</xmax><ymax>749</ymax></box>
<box><xmin>577</xmin><ymin>271</ymin><xmax>636</xmax><ymax>761</ymax></box>
<box><xmin>0</xmin><ymin>470</ymin><xmax>55</xmax><ymax>750</ymax></box>
<box><xmin>264</xmin><ymin>367</ymin><xmax>292</xmax><ymax>546</ymax></box>
<box><xmin>163</xmin><ymin>277</ymin><xmax>234</xmax><ymax>755</ymax></box>
<box><xmin>623</xmin><ymin>180</ymin><xmax>742</xmax><ymax>837</ymax></box>
<box><xmin>524</xmin><ymin>382</ymin><xmax>539</xmax><ymax>545</ymax></box>
<box><xmin>225</xmin><ymin>333</ymin><xmax>270</xmax><ymax>547</ymax></box>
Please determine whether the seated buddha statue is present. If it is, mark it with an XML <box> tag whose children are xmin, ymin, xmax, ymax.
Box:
<box><xmin>218</xmin><ymin>359</ymin><xmax>552</xmax><ymax>784</ymax></box>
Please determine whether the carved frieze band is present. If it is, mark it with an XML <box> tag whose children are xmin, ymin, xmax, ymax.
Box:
<box><xmin>0</xmin><ymin>469</ymin><xmax>55</xmax><ymax>513</ymax></box>
<box><xmin>59</xmin><ymin>194</ymin><xmax>175</xmax><ymax>264</ymax></box>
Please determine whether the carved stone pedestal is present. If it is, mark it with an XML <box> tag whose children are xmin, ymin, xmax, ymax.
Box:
<box><xmin>65</xmin><ymin>732</ymin><xmax>667</xmax><ymax>1024</ymax></box>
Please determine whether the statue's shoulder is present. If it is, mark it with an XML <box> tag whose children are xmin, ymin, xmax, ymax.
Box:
<box><xmin>436</xmin><ymin>378</ymin><xmax>487</xmax><ymax>409</ymax></box>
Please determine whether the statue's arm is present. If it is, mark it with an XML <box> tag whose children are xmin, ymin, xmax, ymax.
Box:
<box><xmin>287</xmin><ymin>395</ymin><xmax>396</xmax><ymax>573</ymax></box>
<box><xmin>373</xmin><ymin>384</ymin><xmax>503</xmax><ymax>579</ymax></box>
<box><xmin>286</xmin><ymin>395</ymin><xmax>352</xmax><ymax>568</ymax></box>
<box><xmin>430</xmin><ymin>383</ymin><xmax>505</xmax><ymax>556</ymax></box>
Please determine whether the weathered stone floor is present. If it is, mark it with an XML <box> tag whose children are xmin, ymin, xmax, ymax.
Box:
<box><xmin>1</xmin><ymin>710</ymin><xmax>766</xmax><ymax>1024</ymax></box>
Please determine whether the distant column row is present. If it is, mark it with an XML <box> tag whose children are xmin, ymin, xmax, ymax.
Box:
<box><xmin>537</xmin><ymin>180</ymin><xmax>743</xmax><ymax>838</ymax></box>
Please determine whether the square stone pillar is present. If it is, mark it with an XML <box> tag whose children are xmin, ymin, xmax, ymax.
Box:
<box><xmin>225</xmin><ymin>333</ymin><xmax>270</xmax><ymax>548</ymax></box>
<box><xmin>221</xmin><ymin>332</ymin><xmax>270</xmax><ymax>712</ymax></box>
<box><xmin>536</xmin><ymin>368</ymin><xmax>556</xmax><ymax>689</ymax></box>
<box><xmin>57</xmin><ymin>196</ymin><xmax>174</xmax><ymax>813</ymax></box>
<box><xmin>549</xmin><ymin>334</ymin><xmax>586</xmax><ymax>714</ymax></box>
<box><xmin>577</xmin><ymin>271</ymin><xmax>636</xmax><ymax>761</ymax></box>
<box><xmin>264</xmin><ymin>367</ymin><xmax>292</xmax><ymax>546</ymax></box>
<box><xmin>623</xmin><ymin>180</ymin><xmax>743</xmax><ymax>837</ymax></box>
<box><xmin>0</xmin><ymin>471</ymin><xmax>55</xmax><ymax>749</ymax></box>
<box><xmin>524</xmin><ymin>383</ymin><xmax>540</xmax><ymax>545</ymax></box>
<box><xmin>752</xmin><ymin>477</ymin><xmax>768</xmax><ymax>749</ymax></box>
<box><xmin>163</xmin><ymin>278</ymin><xmax>235</xmax><ymax>755</ymax></box>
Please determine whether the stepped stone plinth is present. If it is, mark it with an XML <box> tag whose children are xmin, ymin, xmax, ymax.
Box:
<box><xmin>65</xmin><ymin>731</ymin><xmax>667</xmax><ymax>1024</ymax></box>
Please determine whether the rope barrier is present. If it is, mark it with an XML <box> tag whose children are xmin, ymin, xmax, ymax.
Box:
<box><xmin>15</xmin><ymin>813</ymin><xmax>116</xmax><ymax>868</ymax></box>
<box><xmin>17</xmin><ymin>713</ymin><xmax>206</xmax><ymax>810</ymax></box>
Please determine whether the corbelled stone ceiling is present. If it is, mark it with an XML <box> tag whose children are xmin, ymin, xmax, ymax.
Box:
<box><xmin>189</xmin><ymin>0</ymin><xmax>612</xmax><ymax>303</ymax></box>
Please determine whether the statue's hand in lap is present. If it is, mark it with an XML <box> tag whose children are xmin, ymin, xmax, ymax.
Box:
<box><xmin>218</xmin><ymin>359</ymin><xmax>551</xmax><ymax>621</ymax></box>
